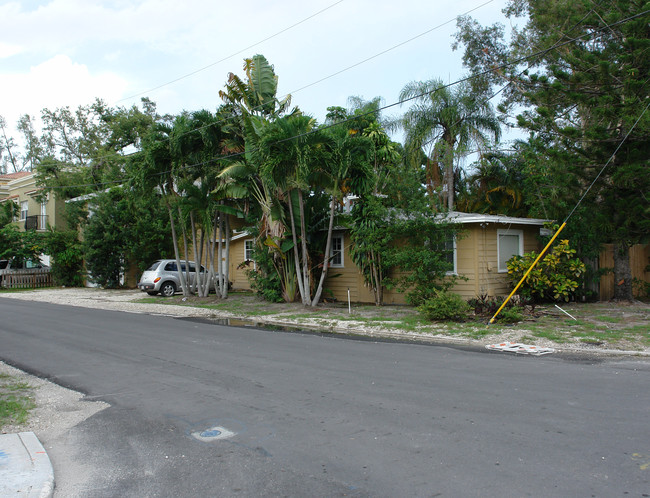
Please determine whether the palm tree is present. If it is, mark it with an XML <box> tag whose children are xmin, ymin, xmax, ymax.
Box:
<box><xmin>259</xmin><ymin>113</ymin><xmax>330</xmax><ymax>305</ymax></box>
<box><xmin>398</xmin><ymin>79</ymin><xmax>501</xmax><ymax>210</ymax></box>
<box><xmin>310</xmin><ymin>124</ymin><xmax>373</xmax><ymax>306</ymax></box>
<box><xmin>135</xmin><ymin>121</ymin><xmax>191</xmax><ymax>297</ymax></box>
<box><xmin>458</xmin><ymin>152</ymin><xmax>528</xmax><ymax>216</ymax></box>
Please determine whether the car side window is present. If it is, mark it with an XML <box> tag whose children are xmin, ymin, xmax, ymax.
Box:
<box><xmin>165</xmin><ymin>262</ymin><xmax>177</xmax><ymax>272</ymax></box>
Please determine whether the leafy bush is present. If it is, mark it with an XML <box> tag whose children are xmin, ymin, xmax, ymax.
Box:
<box><xmin>44</xmin><ymin>229</ymin><xmax>85</xmax><ymax>287</ymax></box>
<box><xmin>506</xmin><ymin>239</ymin><xmax>586</xmax><ymax>302</ymax></box>
<box><xmin>467</xmin><ymin>294</ymin><xmax>507</xmax><ymax>315</ymax></box>
<box><xmin>243</xmin><ymin>243</ymin><xmax>284</xmax><ymax>303</ymax></box>
<box><xmin>418</xmin><ymin>290</ymin><xmax>470</xmax><ymax>322</ymax></box>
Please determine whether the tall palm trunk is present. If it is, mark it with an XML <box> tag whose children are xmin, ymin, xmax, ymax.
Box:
<box><xmin>217</xmin><ymin>214</ymin><xmax>224</xmax><ymax>296</ymax></box>
<box><xmin>311</xmin><ymin>199</ymin><xmax>337</xmax><ymax>306</ymax></box>
<box><xmin>287</xmin><ymin>189</ymin><xmax>306</xmax><ymax>303</ymax></box>
<box><xmin>202</xmin><ymin>211</ymin><xmax>219</xmax><ymax>297</ymax></box>
<box><xmin>178</xmin><ymin>206</ymin><xmax>193</xmax><ymax>294</ymax></box>
<box><xmin>167</xmin><ymin>204</ymin><xmax>189</xmax><ymax>296</ymax></box>
<box><xmin>190</xmin><ymin>212</ymin><xmax>207</xmax><ymax>297</ymax></box>
<box><xmin>298</xmin><ymin>189</ymin><xmax>310</xmax><ymax>305</ymax></box>
<box><xmin>222</xmin><ymin>215</ymin><xmax>231</xmax><ymax>299</ymax></box>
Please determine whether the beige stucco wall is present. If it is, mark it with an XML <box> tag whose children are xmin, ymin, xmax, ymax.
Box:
<box><xmin>0</xmin><ymin>173</ymin><xmax>66</xmax><ymax>232</ymax></box>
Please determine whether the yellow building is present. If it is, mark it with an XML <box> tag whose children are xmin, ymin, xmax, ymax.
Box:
<box><xmin>227</xmin><ymin>212</ymin><xmax>549</xmax><ymax>304</ymax></box>
<box><xmin>0</xmin><ymin>171</ymin><xmax>66</xmax><ymax>233</ymax></box>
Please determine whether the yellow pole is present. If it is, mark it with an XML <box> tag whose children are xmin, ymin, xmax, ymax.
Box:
<box><xmin>489</xmin><ymin>222</ymin><xmax>567</xmax><ymax>325</ymax></box>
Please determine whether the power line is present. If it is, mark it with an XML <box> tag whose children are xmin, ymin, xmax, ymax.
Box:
<box><xmin>116</xmin><ymin>0</ymin><xmax>346</xmax><ymax>103</ymax></box>
<box><xmin>41</xmin><ymin>8</ymin><xmax>650</xmax><ymax>192</ymax></box>
<box><xmin>563</xmin><ymin>98</ymin><xmax>650</xmax><ymax>224</ymax></box>
<box><xmin>46</xmin><ymin>0</ymin><xmax>501</xmax><ymax>166</ymax></box>
<box><xmin>287</xmin><ymin>0</ymin><xmax>495</xmax><ymax>96</ymax></box>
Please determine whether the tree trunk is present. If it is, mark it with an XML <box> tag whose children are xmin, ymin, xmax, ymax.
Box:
<box><xmin>288</xmin><ymin>190</ymin><xmax>306</xmax><ymax>303</ymax></box>
<box><xmin>311</xmin><ymin>199</ymin><xmax>336</xmax><ymax>306</ymax></box>
<box><xmin>370</xmin><ymin>249</ymin><xmax>383</xmax><ymax>306</ymax></box>
<box><xmin>217</xmin><ymin>214</ymin><xmax>224</xmax><ymax>296</ymax></box>
<box><xmin>223</xmin><ymin>215</ymin><xmax>230</xmax><ymax>299</ymax></box>
<box><xmin>446</xmin><ymin>151</ymin><xmax>454</xmax><ymax>211</ymax></box>
<box><xmin>298</xmin><ymin>189</ymin><xmax>311</xmax><ymax>305</ymax></box>
<box><xmin>612</xmin><ymin>241</ymin><xmax>634</xmax><ymax>301</ymax></box>
<box><xmin>179</xmin><ymin>207</ymin><xmax>192</xmax><ymax>295</ymax></box>
<box><xmin>202</xmin><ymin>211</ymin><xmax>219</xmax><ymax>297</ymax></box>
<box><xmin>167</xmin><ymin>204</ymin><xmax>189</xmax><ymax>297</ymax></box>
<box><xmin>190</xmin><ymin>212</ymin><xmax>206</xmax><ymax>297</ymax></box>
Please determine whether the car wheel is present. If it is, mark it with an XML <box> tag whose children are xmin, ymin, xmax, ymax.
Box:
<box><xmin>160</xmin><ymin>281</ymin><xmax>176</xmax><ymax>297</ymax></box>
<box><xmin>146</xmin><ymin>291</ymin><xmax>158</xmax><ymax>296</ymax></box>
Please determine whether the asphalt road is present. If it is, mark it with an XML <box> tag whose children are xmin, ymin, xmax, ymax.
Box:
<box><xmin>0</xmin><ymin>298</ymin><xmax>648</xmax><ymax>497</ymax></box>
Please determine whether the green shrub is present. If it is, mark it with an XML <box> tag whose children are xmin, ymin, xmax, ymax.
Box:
<box><xmin>506</xmin><ymin>239</ymin><xmax>586</xmax><ymax>302</ymax></box>
<box><xmin>243</xmin><ymin>245</ymin><xmax>284</xmax><ymax>303</ymax></box>
<box><xmin>44</xmin><ymin>229</ymin><xmax>85</xmax><ymax>287</ymax></box>
<box><xmin>418</xmin><ymin>290</ymin><xmax>470</xmax><ymax>322</ymax></box>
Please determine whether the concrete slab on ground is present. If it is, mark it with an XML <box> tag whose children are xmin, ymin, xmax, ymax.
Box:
<box><xmin>0</xmin><ymin>432</ymin><xmax>54</xmax><ymax>497</ymax></box>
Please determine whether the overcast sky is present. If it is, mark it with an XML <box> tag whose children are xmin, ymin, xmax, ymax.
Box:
<box><xmin>0</xmin><ymin>0</ymin><xmax>515</xmax><ymax>144</ymax></box>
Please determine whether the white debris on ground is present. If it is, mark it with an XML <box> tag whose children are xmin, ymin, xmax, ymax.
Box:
<box><xmin>485</xmin><ymin>341</ymin><xmax>555</xmax><ymax>355</ymax></box>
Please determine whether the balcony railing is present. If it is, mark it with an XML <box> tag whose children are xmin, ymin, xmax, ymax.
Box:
<box><xmin>24</xmin><ymin>215</ymin><xmax>48</xmax><ymax>231</ymax></box>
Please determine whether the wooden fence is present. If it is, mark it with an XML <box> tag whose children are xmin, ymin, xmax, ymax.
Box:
<box><xmin>599</xmin><ymin>244</ymin><xmax>649</xmax><ymax>300</ymax></box>
<box><xmin>0</xmin><ymin>268</ymin><xmax>53</xmax><ymax>289</ymax></box>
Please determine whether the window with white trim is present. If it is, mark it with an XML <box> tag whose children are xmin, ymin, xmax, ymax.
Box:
<box><xmin>40</xmin><ymin>201</ymin><xmax>47</xmax><ymax>230</ymax></box>
<box><xmin>244</xmin><ymin>239</ymin><xmax>256</xmax><ymax>269</ymax></box>
<box><xmin>497</xmin><ymin>229</ymin><xmax>524</xmax><ymax>272</ymax></box>
<box><xmin>20</xmin><ymin>200</ymin><xmax>28</xmax><ymax>221</ymax></box>
<box><xmin>440</xmin><ymin>235</ymin><xmax>457</xmax><ymax>275</ymax></box>
<box><xmin>329</xmin><ymin>234</ymin><xmax>343</xmax><ymax>267</ymax></box>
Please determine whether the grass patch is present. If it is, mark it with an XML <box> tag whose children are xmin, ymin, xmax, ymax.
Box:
<box><xmin>392</xmin><ymin>315</ymin><xmax>429</xmax><ymax>331</ymax></box>
<box><xmin>595</xmin><ymin>315</ymin><xmax>622</xmax><ymax>324</ymax></box>
<box><xmin>0</xmin><ymin>373</ymin><xmax>35</xmax><ymax>429</ymax></box>
<box><xmin>580</xmin><ymin>338</ymin><xmax>605</xmax><ymax>345</ymax></box>
<box><xmin>530</xmin><ymin>329</ymin><xmax>570</xmax><ymax>343</ymax></box>
<box><xmin>129</xmin><ymin>292</ymin><xmax>648</xmax><ymax>350</ymax></box>
<box><xmin>465</xmin><ymin>327</ymin><xmax>493</xmax><ymax>340</ymax></box>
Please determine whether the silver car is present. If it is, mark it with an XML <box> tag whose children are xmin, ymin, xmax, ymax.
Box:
<box><xmin>138</xmin><ymin>259</ymin><xmax>212</xmax><ymax>297</ymax></box>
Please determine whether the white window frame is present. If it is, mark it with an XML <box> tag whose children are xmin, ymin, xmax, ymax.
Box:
<box><xmin>444</xmin><ymin>235</ymin><xmax>458</xmax><ymax>276</ymax></box>
<box><xmin>329</xmin><ymin>234</ymin><xmax>344</xmax><ymax>268</ymax></box>
<box><xmin>497</xmin><ymin>229</ymin><xmax>524</xmax><ymax>273</ymax></box>
<box><xmin>39</xmin><ymin>201</ymin><xmax>47</xmax><ymax>230</ymax></box>
<box><xmin>244</xmin><ymin>239</ymin><xmax>256</xmax><ymax>269</ymax></box>
<box><xmin>20</xmin><ymin>200</ymin><xmax>28</xmax><ymax>221</ymax></box>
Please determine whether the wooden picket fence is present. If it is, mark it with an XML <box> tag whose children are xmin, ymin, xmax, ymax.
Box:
<box><xmin>0</xmin><ymin>268</ymin><xmax>53</xmax><ymax>289</ymax></box>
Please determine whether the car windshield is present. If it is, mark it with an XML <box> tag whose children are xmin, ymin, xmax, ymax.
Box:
<box><xmin>146</xmin><ymin>261</ymin><xmax>161</xmax><ymax>271</ymax></box>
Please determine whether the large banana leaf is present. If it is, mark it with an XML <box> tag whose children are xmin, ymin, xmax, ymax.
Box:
<box><xmin>246</xmin><ymin>54</ymin><xmax>278</xmax><ymax>112</ymax></box>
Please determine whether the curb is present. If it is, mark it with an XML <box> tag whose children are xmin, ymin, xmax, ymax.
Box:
<box><xmin>0</xmin><ymin>432</ymin><xmax>54</xmax><ymax>497</ymax></box>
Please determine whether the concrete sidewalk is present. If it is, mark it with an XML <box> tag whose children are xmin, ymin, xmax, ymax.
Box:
<box><xmin>0</xmin><ymin>432</ymin><xmax>54</xmax><ymax>497</ymax></box>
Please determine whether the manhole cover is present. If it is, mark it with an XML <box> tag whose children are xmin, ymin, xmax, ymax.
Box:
<box><xmin>191</xmin><ymin>426</ymin><xmax>236</xmax><ymax>442</ymax></box>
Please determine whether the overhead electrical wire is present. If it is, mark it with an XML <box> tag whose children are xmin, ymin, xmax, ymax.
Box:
<box><xmin>46</xmin><ymin>0</ymin><xmax>500</xmax><ymax>167</ymax></box>
<box><xmin>41</xmin><ymin>7</ymin><xmax>649</xmax><ymax>192</ymax></box>
<box><xmin>115</xmin><ymin>0</ymin><xmax>346</xmax><ymax>103</ymax></box>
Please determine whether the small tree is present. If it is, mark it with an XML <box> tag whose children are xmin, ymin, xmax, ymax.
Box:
<box><xmin>384</xmin><ymin>215</ymin><xmax>461</xmax><ymax>306</ymax></box>
<box><xmin>0</xmin><ymin>225</ymin><xmax>45</xmax><ymax>264</ymax></box>
<box><xmin>44</xmin><ymin>229</ymin><xmax>84</xmax><ymax>287</ymax></box>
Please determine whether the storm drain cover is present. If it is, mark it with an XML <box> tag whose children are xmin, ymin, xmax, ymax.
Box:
<box><xmin>191</xmin><ymin>426</ymin><xmax>236</xmax><ymax>442</ymax></box>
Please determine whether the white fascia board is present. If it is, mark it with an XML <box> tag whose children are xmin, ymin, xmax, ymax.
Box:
<box><xmin>445</xmin><ymin>211</ymin><xmax>550</xmax><ymax>226</ymax></box>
